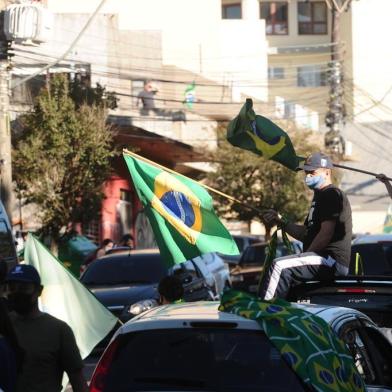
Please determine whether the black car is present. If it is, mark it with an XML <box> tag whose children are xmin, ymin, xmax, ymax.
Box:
<box><xmin>80</xmin><ymin>249</ymin><xmax>214</xmax><ymax>323</ymax></box>
<box><xmin>231</xmin><ymin>240</ymin><xmax>302</xmax><ymax>294</ymax></box>
<box><xmin>288</xmin><ymin>235</ymin><xmax>392</xmax><ymax>342</ymax></box>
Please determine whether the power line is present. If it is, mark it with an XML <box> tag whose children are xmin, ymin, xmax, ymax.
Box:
<box><xmin>11</xmin><ymin>0</ymin><xmax>108</xmax><ymax>89</ymax></box>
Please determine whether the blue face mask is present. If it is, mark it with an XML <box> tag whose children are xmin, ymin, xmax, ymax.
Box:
<box><xmin>305</xmin><ymin>175</ymin><xmax>325</xmax><ymax>190</ymax></box>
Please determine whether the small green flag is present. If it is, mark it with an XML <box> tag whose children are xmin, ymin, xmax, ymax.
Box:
<box><xmin>184</xmin><ymin>81</ymin><xmax>196</xmax><ymax>108</ymax></box>
<box><xmin>24</xmin><ymin>234</ymin><xmax>118</xmax><ymax>359</ymax></box>
<box><xmin>383</xmin><ymin>203</ymin><xmax>392</xmax><ymax>233</ymax></box>
<box><xmin>227</xmin><ymin>99</ymin><xmax>303</xmax><ymax>171</ymax></box>
<box><xmin>220</xmin><ymin>290</ymin><xmax>366</xmax><ymax>392</ymax></box>
<box><xmin>123</xmin><ymin>153</ymin><xmax>239</xmax><ymax>266</ymax></box>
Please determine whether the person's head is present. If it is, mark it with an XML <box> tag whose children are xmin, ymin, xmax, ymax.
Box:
<box><xmin>101</xmin><ymin>238</ymin><xmax>114</xmax><ymax>252</ymax></box>
<box><xmin>297</xmin><ymin>152</ymin><xmax>333</xmax><ymax>190</ymax></box>
<box><xmin>144</xmin><ymin>80</ymin><xmax>153</xmax><ymax>91</ymax></box>
<box><xmin>120</xmin><ymin>234</ymin><xmax>134</xmax><ymax>248</ymax></box>
<box><xmin>5</xmin><ymin>265</ymin><xmax>43</xmax><ymax>316</ymax></box>
<box><xmin>158</xmin><ymin>276</ymin><xmax>184</xmax><ymax>305</ymax></box>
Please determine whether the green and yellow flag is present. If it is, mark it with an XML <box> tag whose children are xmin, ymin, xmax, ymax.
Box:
<box><xmin>220</xmin><ymin>290</ymin><xmax>365</xmax><ymax>392</ymax></box>
<box><xmin>227</xmin><ymin>99</ymin><xmax>303</xmax><ymax>171</ymax></box>
<box><xmin>123</xmin><ymin>152</ymin><xmax>239</xmax><ymax>266</ymax></box>
<box><xmin>383</xmin><ymin>203</ymin><xmax>392</xmax><ymax>233</ymax></box>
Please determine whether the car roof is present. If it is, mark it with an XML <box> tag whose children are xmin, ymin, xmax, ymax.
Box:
<box><xmin>352</xmin><ymin>234</ymin><xmax>392</xmax><ymax>244</ymax></box>
<box><xmin>115</xmin><ymin>301</ymin><xmax>369</xmax><ymax>336</ymax></box>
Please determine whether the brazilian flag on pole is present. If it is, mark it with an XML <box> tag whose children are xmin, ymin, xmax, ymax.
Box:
<box><xmin>123</xmin><ymin>152</ymin><xmax>239</xmax><ymax>267</ymax></box>
<box><xmin>227</xmin><ymin>99</ymin><xmax>303</xmax><ymax>171</ymax></box>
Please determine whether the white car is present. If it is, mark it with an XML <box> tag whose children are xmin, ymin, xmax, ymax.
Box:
<box><xmin>189</xmin><ymin>252</ymin><xmax>231</xmax><ymax>297</ymax></box>
<box><xmin>90</xmin><ymin>301</ymin><xmax>392</xmax><ymax>392</ymax></box>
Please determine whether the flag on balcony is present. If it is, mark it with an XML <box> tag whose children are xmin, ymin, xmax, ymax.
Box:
<box><xmin>184</xmin><ymin>81</ymin><xmax>196</xmax><ymax>109</ymax></box>
<box><xmin>227</xmin><ymin>99</ymin><xmax>303</xmax><ymax>171</ymax></box>
<box><xmin>123</xmin><ymin>152</ymin><xmax>239</xmax><ymax>267</ymax></box>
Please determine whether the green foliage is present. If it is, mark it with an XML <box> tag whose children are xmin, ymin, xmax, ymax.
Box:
<box><xmin>207</xmin><ymin>124</ymin><xmax>320</xmax><ymax>235</ymax></box>
<box><xmin>12</xmin><ymin>74</ymin><xmax>116</xmax><ymax>239</ymax></box>
<box><xmin>69</xmin><ymin>78</ymin><xmax>118</xmax><ymax>110</ymax></box>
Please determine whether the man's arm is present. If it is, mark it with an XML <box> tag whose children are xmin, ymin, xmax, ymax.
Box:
<box><xmin>68</xmin><ymin>369</ymin><xmax>88</xmax><ymax>392</ymax></box>
<box><xmin>262</xmin><ymin>209</ymin><xmax>306</xmax><ymax>241</ymax></box>
<box><xmin>306</xmin><ymin>220</ymin><xmax>335</xmax><ymax>253</ymax></box>
<box><xmin>283</xmin><ymin>222</ymin><xmax>307</xmax><ymax>242</ymax></box>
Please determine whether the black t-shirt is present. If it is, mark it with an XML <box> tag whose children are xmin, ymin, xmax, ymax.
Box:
<box><xmin>303</xmin><ymin>185</ymin><xmax>352</xmax><ymax>267</ymax></box>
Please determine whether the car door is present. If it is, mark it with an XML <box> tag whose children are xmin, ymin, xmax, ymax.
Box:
<box><xmin>337</xmin><ymin>318</ymin><xmax>392</xmax><ymax>391</ymax></box>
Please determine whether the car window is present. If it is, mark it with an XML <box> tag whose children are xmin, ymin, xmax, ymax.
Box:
<box><xmin>339</xmin><ymin>322</ymin><xmax>392</xmax><ymax>387</ymax></box>
<box><xmin>103</xmin><ymin>329</ymin><xmax>307</xmax><ymax>392</ymax></box>
<box><xmin>80</xmin><ymin>254</ymin><xmax>167</xmax><ymax>285</ymax></box>
<box><xmin>350</xmin><ymin>243</ymin><xmax>392</xmax><ymax>275</ymax></box>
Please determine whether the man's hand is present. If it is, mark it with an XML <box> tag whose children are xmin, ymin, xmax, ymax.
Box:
<box><xmin>262</xmin><ymin>209</ymin><xmax>282</xmax><ymax>227</ymax></box>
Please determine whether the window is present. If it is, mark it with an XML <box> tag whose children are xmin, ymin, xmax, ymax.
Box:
<box><xmin>260</xmin><ymin>2</ymin><xmax>288</xmax><ymax>35</ymax></box>
<box><xmin>298</xmin><ymin>1</ymin><xmax>327</xmax><ymax>34</ymax></box>
<box><xmin>11</xmin><ymin>75</ymin><xmax>47</xmax><ymax>105</ymax></box>
<box><xmin>297</xmin><ymin>65</ymin><xmax>326</xmax><ymax>87</ymax></box>
<box><xmin>103</xmin><ymin>329</ymin><xmax>307</xmax><ymax>391</ymax></box>
<box><xmin>268</xmin><ymin>67</ymin><xmax>285</xmax><ymax>80</ymax></box>
<box><xmin>222</xmin><ymin>3</ymin><xmax>242</xmax><ymax>19</ymax></box>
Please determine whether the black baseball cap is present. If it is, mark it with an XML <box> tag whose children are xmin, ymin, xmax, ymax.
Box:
<box><xmin>297</xmin><ymin>152</ymin><xmax>333</xmax><ymax>171</ymax></box>
<box><xmin>6</xmin><ymin>264</ymin><xmax>41</xmax><ymax>285</ymax></box>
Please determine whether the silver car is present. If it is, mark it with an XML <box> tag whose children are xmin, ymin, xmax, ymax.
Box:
<box><xmin>90</xmin><ymin>302</ymin><xmax>392</xmax><ymax>392</ymax></box>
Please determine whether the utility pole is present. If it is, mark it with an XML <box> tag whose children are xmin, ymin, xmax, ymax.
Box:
<box><xmin>324</xmin><ymin>0</ymin><xmax>352</xmax><ymax>157</ymax></box>
<box><xmin>0</xmin><ymin>2</ymin><xmax>13</xmax><ymax>222</ymax></box>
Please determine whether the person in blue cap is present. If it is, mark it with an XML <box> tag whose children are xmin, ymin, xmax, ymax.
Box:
<box><xmin>260</xmin><ymin>152</ymin><xmax>352</xmax><ymax>300</ymax></box>
<box><xmin>5</xmin><ymin>264</ymin><xmax>88</xmax><ymax>392</ymax></box>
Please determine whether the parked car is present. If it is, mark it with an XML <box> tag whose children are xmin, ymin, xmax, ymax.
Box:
<box><xmin>218</xmin><ymin>234</ymin><xmax>261</xmax><ymax>267</ymax></box>
<box><xmin>288</xmin><ymin>276</ymin><xmax>392</xmax><ymax>343</ymax></box>
<box><xmin>89</xmin><ymin>301</ymin><xmax>392</xmax><ymax>392</ymax></box>
<box><xmin>80</xmin><ymin>249</ymin><xmax>216</xmax><ymax>324</ymax></box>
<box><xmin>288</xmin><ymin>234</ymin><xmax>392</xmax><ymax>343</ymax></box>
<box><xmin>350</xmin><ymin>234</ymin><xmax>392</xmax><ymax>275</ymax></box>
<box><xmin>190</xmin><ymin>252</ymin><xmax>231</xmax><ymax>295</ymax></box>
<box><xmin>231</xmin><ymin>240</ymin><xmax>302</xmax><ymax>294</ymax></box>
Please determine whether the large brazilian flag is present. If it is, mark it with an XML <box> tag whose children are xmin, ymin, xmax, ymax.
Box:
<box><xmin>227</xmin><ymin>98</ymin><xmax>303</xmax><ymax>171</ymax></box>
<box><xmin>220</xmin><ymin>290</ymin><xmax>366</xmax><ymax>392</ymax></box>
<box><xmin>123</xmin><ymin>153</ymin><xmax>239</xmax><ymax>266</ymax></box>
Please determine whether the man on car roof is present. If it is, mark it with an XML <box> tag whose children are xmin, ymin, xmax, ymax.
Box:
<box><xmin>259</xmin><ymin>152</ymin><xmax>352</xmax><ymax>300</ymax></box>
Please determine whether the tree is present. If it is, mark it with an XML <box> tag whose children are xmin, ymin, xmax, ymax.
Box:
<box><xmin>207</xmin><ymin>125</ymin><xmax>320</xmax><ymax>239</ymax></box>
<box><xmin>12</xmin><ymin>74</ymin><xmax>116</xmax><ymax>248</ymax></box>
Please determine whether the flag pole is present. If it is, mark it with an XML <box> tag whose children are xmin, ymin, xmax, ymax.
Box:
<box><xmin>123</xmin><ymin>149</ymin><xmax>266</xmax><ymax>214</ymax></box>
<box><xmin>333</xmin><ymin>162</ymin><xmax>392</xmax><ymax>181</ymax></box>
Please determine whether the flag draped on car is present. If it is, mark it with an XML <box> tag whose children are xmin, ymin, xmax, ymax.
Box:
<box><xmin>220</xmin><ymin>290</ymin><xmax>366</xmax><ymax>392</ymax></box>
<box><xmin>24</xmin><ymin>234</ymin><xmax>118</xmax><ymax>360</ymax></box>
<box><xmin>123</xmin><ymin>152</ymin><xmax>239</xmax><ymax>267</ymax></box>
<box><xmin>227</xmin><ymin>98</ymin><xmax>303</xmax><ymax>171</ymax></box>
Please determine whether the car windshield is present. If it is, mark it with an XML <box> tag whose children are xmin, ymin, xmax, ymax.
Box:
<box><xmin>102</xmin><ymin>329</ymin><xmax>306</xmax><ymax>392</ymax></box>
<box><xmin>350</xmin><ymin>243</ymin><xmax>392</xmax><ymax>275</ymax></box>
<box><xmin>80</xmin><ymin>254</ymin><xmax>167</xmax><ymax>285</ymax></box>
